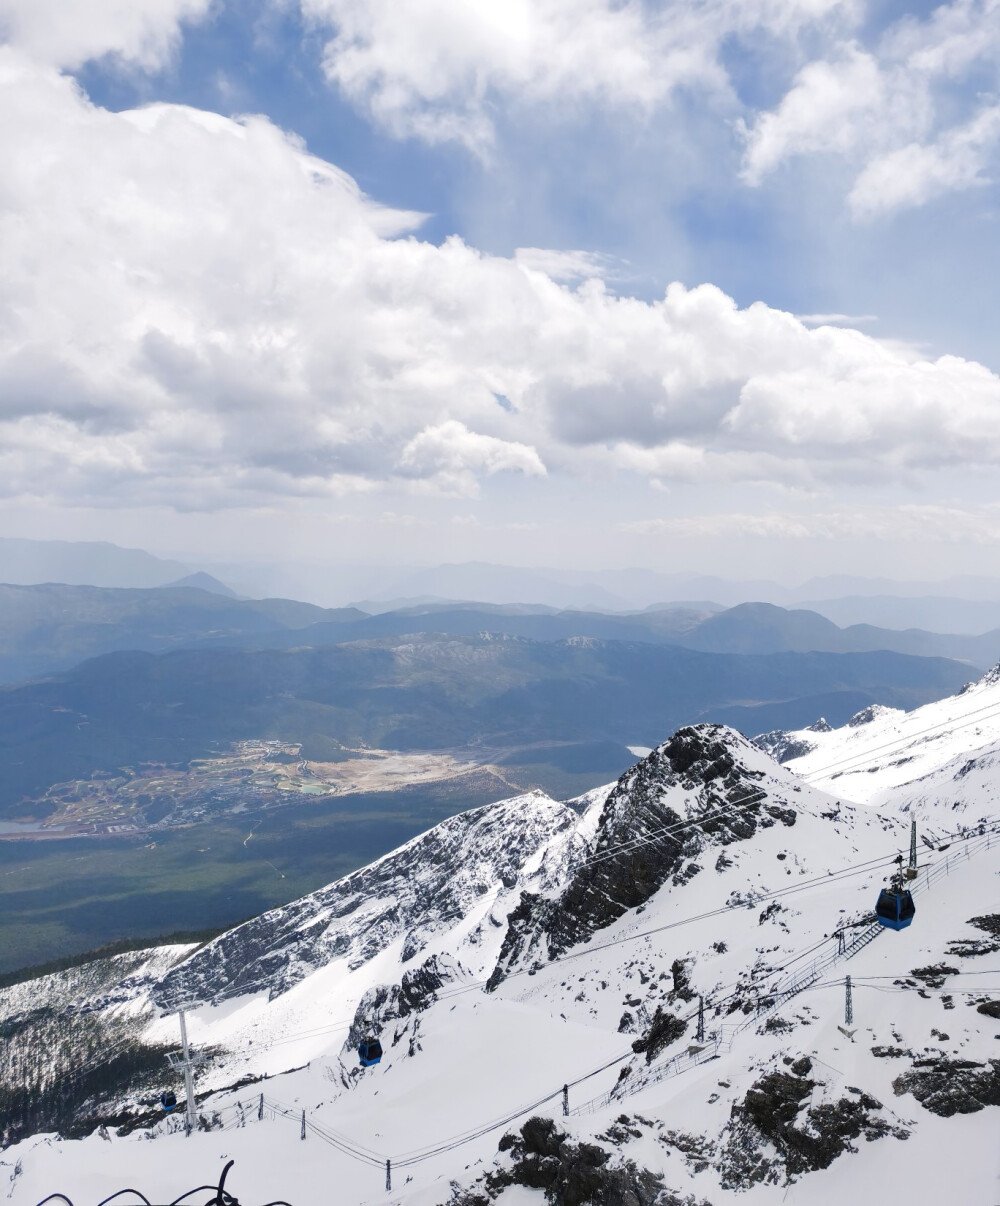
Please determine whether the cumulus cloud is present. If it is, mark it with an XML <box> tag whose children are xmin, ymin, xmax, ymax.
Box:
<box><xmin>299</xmin><ymin>0</ymin><xmax>849</xmax><ymax>150</ymax></box>
<box><xmin>2</xmin><ymin>49</ymin><xmax>1000</xmax><ymax>511</ymax></box>
<box><xmin>0</xmin><ymin>0</ymin><xmax>212</xmax><ymax>69</ymax></box>
<box><xmin>742</xmin><ymin>0</ymin><xmax>1000</xmax><ymax>216</ymax></box>
<box><xmin>396</xmin><ymin>420</ymin><xmax>546</xmax><ymax>495</ymax></box>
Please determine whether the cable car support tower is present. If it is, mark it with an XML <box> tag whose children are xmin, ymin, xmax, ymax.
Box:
<box><xmin>166</xmin><ymin>1007</ymin><xmax>205</xmax><ymax>1136</ymax></box>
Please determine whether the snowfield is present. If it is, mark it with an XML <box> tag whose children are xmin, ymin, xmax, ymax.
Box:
<box><xmin>2</xmin><ymin>674</ymin><xmax>999</xmax><ymax>1205</ymax></box>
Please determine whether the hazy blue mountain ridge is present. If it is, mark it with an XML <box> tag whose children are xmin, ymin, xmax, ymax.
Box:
<box><xmin>0</xmin><ymin>635</ymin><xmax>972</xmax><ymax>818</ymax></box>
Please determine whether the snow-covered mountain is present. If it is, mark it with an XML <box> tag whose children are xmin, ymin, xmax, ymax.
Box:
<box><xmin>760</xmin><ymin>663</ymin><xmax>1000</xmax><ymax>816</ymax></box>
<box><xmin>2</xmin><ymin>681</ymin><xmax>999</xmax><ymax>1204</ymax></box>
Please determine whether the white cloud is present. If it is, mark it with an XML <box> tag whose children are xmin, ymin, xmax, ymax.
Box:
<box><xmin>740</xmin><ymin>46</ymin><xmax>889</xmax><ymax>184</ymax></box>
<box><xmin>848</xmin><ymin>104</ymin><xmax>1000</xmax><ymax>217</ymax></box>
<box><xmin>742</xmin><ymin>0</ymin><xmax>1000</xmax><ymax>216</ymax></box>
<box><xmin>513</xmin><ymin>247</ymin><xmax>616</xmax><ymax>283</ymax></box>
<box><xmin>397</xmin><ymin>420</ymin><xmax>546</xmax><ymax>496</ymax></box>
<box><xmin>299</xmin><ymin>0</ymin><xmax>850</xmax><ymax>150</ymax></box>
<box><xmin>3</xmin><ymin>50</ymin><xmax>1000</xmax><ymax>512</ymax></box>
<box><xmin>796</xmin><ymin>313</ymin><xmax>877</xmax><ymax>326</ymax></box>
<box><xmin>0</xmin><ymin>0</ymin><xmax>212</xmax><ymax>70</ymax></box>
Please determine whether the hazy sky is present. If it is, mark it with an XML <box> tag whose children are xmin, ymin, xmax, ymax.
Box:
<box><xmin>1</xmin><ymin>0</ymin><xmax>999</xmax><ymax>581</ymax></box>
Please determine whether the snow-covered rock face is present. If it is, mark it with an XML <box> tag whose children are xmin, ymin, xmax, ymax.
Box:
<box><xmin>156</xmin><ymin>789</ymin><xmax>585</xmax><ymax>1010</ymax></box>
<box><xmin>488</xmin><ymin>725</ymin><xmax>842</xmax><ymax>985</ymax></box>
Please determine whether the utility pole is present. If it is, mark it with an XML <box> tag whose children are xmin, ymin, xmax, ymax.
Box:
<box><xmin>837</xmin><ymin>929</ymin><xmax>845</xmax><ymax>956</ymax></box>
<box><xmin>696</xmin><ymin>996</ymin><xmax>705</xmax><ymax>1043</ymax></box>
<box><xmin>844</xmin><ymin>975</ymin><xmax>853</xmax><ymax>1028</ymax></box>
<box><xmin>385</xmin><ymin>1159</ymin><xmax>392</xmax><ymax>1192</ymax></box>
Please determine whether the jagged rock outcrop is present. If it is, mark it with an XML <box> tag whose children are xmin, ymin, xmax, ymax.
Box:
<box><xmin>753</xmin><ymin>732</ymin><xmax>816</xmax><ymax>764</ymax></box>
<box><xmin>719</xmin><ymin>1057</ymin><xmax>908</xmax><ymax>1188</ymax></box>
<box><xmin>346</xmin><ymin>953</ymin><xmax>462</xmax><ymax>1049</ymax></box>
<box><xmin>630</xmin><ymin>1006</ymin><xmax>688</xmax><ymax>1064</ymax></box>
<box><xmin>893</xmin><ymin>1057</ymin><xmax>1000</xmax><ymax>1116</ymax></box>
<box><xmin>447</xmin><ymin>1117</ymin><xmax>709</xmax><ymax>1206</ymax></box>
<box><xmin>488</xmin><ymin>726</ymin><xmax>796</xmax><ymax>987</ymax></box>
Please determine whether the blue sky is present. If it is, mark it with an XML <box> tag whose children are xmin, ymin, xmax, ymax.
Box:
<box><xmin>1</xmin><ymin>0</ymin><xmax>999</xmax><ymax>591</ymax></box>
<box><xmin>75</xmin><ymin>0</ymin><xmax>999</xmax><ymax>364</ymax></box>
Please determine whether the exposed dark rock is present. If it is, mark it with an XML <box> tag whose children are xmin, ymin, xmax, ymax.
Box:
<box><xmin>347</xmin><ymin>954</ymin><xmax>457</xmax><ymax>1049</ymax></box>
<box><xmin>893</xmin><ymin>1057</ymin><xmax>1000</xmax><ymax>1116</ymax></box>
<box><xmin>753</xmin><ymin>731</ymin><xmax>816</xmax><ymax>764</ymax></box>
<box><xmin>659</xmin><ymin>1130</ymin><xmax>716</xmax><ymax>1174</ymax></box>
<box><xmin>948</xmin><ymin>914</ymin><xmax>1000</xmax><ymax>958</ymax></box>
<box><xmin>597</xmin><ymin>1116</ymin><xmax>644</xmax><ymax>1145</ymax></box>
<box><xmin>669</xmin><ymin>959</ymin><xmax>696</xmax><ymax>1003</ymax></box>
<box><xmin>909</xmin><ymin>964</ymin><xmax>959</xmax><ymax>989</ymax></box>
<box><xmin>719</xmin><ymin>1064</ymin><xmax>907</xmax><ymax>1188</ymax></box>
<box><xmin>447</xmin><ymin>1117</ymin><xmax>710</xmax><ymax>1206</ymax></box>
<box><xmin>631</xmin><ymin>1006</ymin><xmax>688</xmax><ymax>1063</ymax></box>
<box><xmin>488</xmin><ymin>726</ymin><xmax>783</xmax><ymax>988</ymax></box>
<box><xmin>976</xmin><ymin>1000</ymin><xmax>1000</xmax><ymax>1019</ymax></box>
<box><xmin>848</xmin><ymin>704</ymin><xmax>893</xmax><ymax>727</ymax></box>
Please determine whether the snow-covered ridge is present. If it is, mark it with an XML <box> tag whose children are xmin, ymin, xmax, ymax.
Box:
<box><xmin>155</xmin><ymin>789</ymin><xmax>589</xmax><ymax>1011</ymax></box>
<box><xmin>761</xmin><ymin>661</ymin><xmax>1000</xmax><ymax>809</ymax></box>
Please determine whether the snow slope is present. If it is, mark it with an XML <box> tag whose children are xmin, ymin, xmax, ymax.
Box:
<box><xmin>767</xmin><ymin>664</ymin><xmax>1000</xmax><ymax>809</ymax></box>
<box><xmin>2</xmin><ymin>707</ymin><xmax>999</xmax><ymax>1205</ymax></box>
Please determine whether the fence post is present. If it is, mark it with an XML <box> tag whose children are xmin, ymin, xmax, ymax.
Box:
<box><xmin>258</xmin><ymin>1093</ymin><xmax>264</xmax><ymax>1121</ymax></box>
<box><xmin>562</xmin><ymin>1084</ymin><xmax>569</xmax><ymax>1116</ymax></box>
<box><xmin>301</xmin><ymin>1108</ymin><xmax>306</xmax><ymax>1140</ymax></box>
<box><xmin>386</xmin><ymin>1159</ymin><xmax>392</xmax><ymax>1192</ymax></box>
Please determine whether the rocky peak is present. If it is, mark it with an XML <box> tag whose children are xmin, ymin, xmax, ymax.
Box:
<box><xmin>487</xmin><ymin>725</ymin><xmax>797</xmax><ymax>987</ymax></box>
<box><xmin>847</xmin><ymin>703</ymin><xmax>899</xmax><ymax>727</ymax></box>
<box><xmin>753</xmin><ymin>728</ymin><xmax>818</xmax><ymax>764</ymax></box>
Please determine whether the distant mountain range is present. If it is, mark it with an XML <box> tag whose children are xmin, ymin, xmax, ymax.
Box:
<box><xmin>0</xmin><ymin>633</ymin><xmax>973</xmax><ymax>818</ymax></box>
<box><xmin>0</xmin><ymin>537</ymin><xmax>193</xmax><ymax>589</ymax></box>
<box><xmin>9</xmin><ymin>538</ymin><xmax>1000</xmax><ymax>622</ymax></box>
<box><xmin>0</xmin><ymin>582</ymin><xmax>363</xmax><ymax>683</ymax></box>
<box><xmin>6</xmin><ymin>581</ymin><xmax>1000</xmax><ymax>687</ymax></box>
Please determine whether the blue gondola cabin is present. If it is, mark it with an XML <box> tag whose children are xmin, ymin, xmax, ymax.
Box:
<box><xmin>358</xmin><ymin>1038</ymin><xmax>383</xmax><ymax>1067</ymax></box>
<box><xmin>875</xmin><ymin>887</ymin><xmax>915</xmax><ymax>930</ymax></box>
